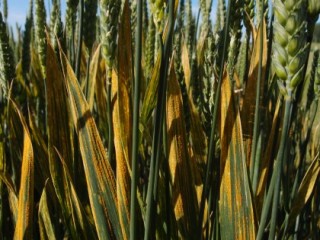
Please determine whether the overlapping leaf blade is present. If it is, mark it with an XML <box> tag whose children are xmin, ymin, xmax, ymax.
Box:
<box><xmin>219</xmin><ymin>71</ymin><xmax>256</xmax><ymax>240</ymax></box>
<box><xmin>46</xmin><ymin>38</ymin><xmax>79</xmax><ymax>238</ymax></box>
<box><xmin>59</xmin><ymin>44</ymin><xmax>123</xmax><ymax>240</ymax></box>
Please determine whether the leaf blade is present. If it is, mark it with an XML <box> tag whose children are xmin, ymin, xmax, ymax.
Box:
<box><xmin>59</xmin><ymin>44</ymin><xmax>123</xmax><ymax>240</ymax></box>
<box><xmin>12</xmin><ymin>102</ymin><xmax>34</xmax><ymax>240</ymax></box>
<box><xmin>219</xmin><ymin>72</ymin><xmax>256</xmax><ymax>240</ymax></box>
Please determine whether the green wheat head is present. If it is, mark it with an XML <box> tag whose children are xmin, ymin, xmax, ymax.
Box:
<box><xmin>149</xmin><ymin>0</ymin><xmax>166</xmax><ymax>33</ymax></box>
<box><xmin>244</xmin><ymin>0</ymin><xmax>254</xmax><ymax>29</ymax></box>
<box><xmin>273</xmin><ymin>0</ymin><xmax>308</xmax><ymax>99</ymax></box>
<box><xmin>84</xmin><ymin>0</ymin><xmax>98</xmax><ymax>51</ymax></box>
<box><xmin>66</xmin><ymin>0</ymin><xmax>79</xmax><ymax>38</ymax></box>
<box><xmin>35</xmin><ymin>0</ymin><xmax>46</xmax><ymax>78</ymax></box>
<box><xmin>100</xmin><ymin>0</ymin><xmax>120</xmax><ymax>68</ymax></box>
<box><xmin>0</xmin><ymin>12</ymin><xmax>15</xmax><ymax>96</ymax></box>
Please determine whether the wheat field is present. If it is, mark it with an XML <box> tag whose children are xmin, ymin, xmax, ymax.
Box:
<box><xmin>0</xmin><ymin>0</ymin><xmax>319</xmax><ymax>239</ymax></box>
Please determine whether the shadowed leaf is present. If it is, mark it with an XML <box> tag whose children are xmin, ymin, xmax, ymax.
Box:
<box><xmin>46</xmin><ymin>37</ymin><xmax>79</xmax><ymax>238</ymax></box>
<box><xmin>38</xmin><ymin>182</ymin><xmax>56</xmax><ymax>240</ymax></box>
<box><xmin>0</xmin><ymin>172</ymin><xmax>18</xmax><ymax>224</ymax></box>
<box><xmin>241</xmin><ymin>20</ymin><xmax>267</xmax><ymax>161</ymax></box>
<box><xmin>54</xmin><ymin>148</ymin><xmax>97</xmax><ymax>239</ymax></box>
<box><xmin>288</xmin><ymin>153</ymin><xmax>320</xmax><ymax>226</ymax></box>
<box><xmin>255</xmin><ymin>97</ymin><xmax>282</xmax><ymax>216</ymax></box>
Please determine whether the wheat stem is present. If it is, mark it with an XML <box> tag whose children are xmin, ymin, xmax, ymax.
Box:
<box><xmin>130</xmin><ymin>0</ymin><xmax>143</xmax><ymax>238</ymax></box>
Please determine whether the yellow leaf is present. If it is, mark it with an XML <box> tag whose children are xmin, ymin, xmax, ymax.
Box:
<box><xmin>166</xmin><ymin>59</ymin><xmax>198</xmax><ymax>237</ymax></box>
<box><xmin>88</xmin><ymin>44</ymin><xmax>101</xmax><ymax>110</ymax></box>
<box><xmin>59</xmin><ymin>42</ymin><xmax>124</xmax><ymax>240</ymax></box>
<box><xmin>219</xmin><ymin>71</ymin><xmax>256</xmax><ymax>240</ymax></box>
<box><xmin>241</xmin><ymin>19</ymin><xmax>268</xmax><ymax>142</ymax></box>
<box><xmin>11</xmin><ymin>101</ymin><xmax>34</xmax><ymax>240</ymax></box>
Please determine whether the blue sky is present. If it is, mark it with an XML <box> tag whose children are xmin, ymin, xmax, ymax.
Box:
<box><xmin>6</xmin><ymin>0</ymin><xmax>66</xmax><ymax>27</ymax></box>
<box><xmin>6</xmin><ymin>0</ymin><xmax>204</xmax><ymax>28</ymax></box>
<box><xmin>7</xmin><ymin>0</ymin><xmax>30</xmax><ymax>26</ymax></box>
<box><xmin>4</xmin><ymin>0</ymin><xmax>319</xmax><ymax>30</ymax></box>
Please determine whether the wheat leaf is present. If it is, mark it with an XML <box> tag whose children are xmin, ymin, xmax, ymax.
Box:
<box><xmin>59</xmin><ymin>42</ymin><xmax>123</xmax><ymax>240</ymax></box>
<box><xmin>11</xmin><ymin>101</ymin><xmax>34</xmax><ymax>240</ymax></box>
<box><xmin>288</xmin><ymin>153</ymin><xmax>320</xmax><ymax>226</ymax></box>
<box><xmin>219</xmin><ymin>71</ymin><xmax>256</xmax><ymax>240</ymax></box>
<box><xmin>46</xmin><ymin>37</ymin><xmax>79</xmax><ymax>238</ymax></box>
<box><xmin>241</xmin><ymin>19</ymin><xmax>267</xmax><ymax>141</ymax></box>
<box><xmin>166</xmin><ymin>59</ymin><xmax>198</xmax><ymax>237</ymax></box>
<box><xmin>38</xmin><ymin>182</ymin><xmax>56</xmax><ymax>240</ymax></box>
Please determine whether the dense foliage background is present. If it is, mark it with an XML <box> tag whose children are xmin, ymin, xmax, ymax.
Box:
<box><xmin>0</xmin><ymin>0</ymin><xmax>320</xmax><ymax>239</ymax></box>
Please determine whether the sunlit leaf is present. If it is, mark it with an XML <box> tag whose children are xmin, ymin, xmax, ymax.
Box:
<box><xmin>219</xmin><ymin>71</ymin><xmax>256</xmax><ymax>240</ymax></box>
<box><xmin>59</xmin><ymin>43</ymin><xmax>123</xmax><ymax>240</ymax></box>
<box><xmin>166</xmin><ymin>59</ymin><xmax>198</xmax><ymax>238</ymax></box>
<box><xmin>11</xmin><ymin>101</ymin><xmax>34</xmax><ymax>240</ymax></box>
<box><xmin>111</xmin><ymin>1</ymin><xmax>134</xmax><ymax>237</ymax></box>
<box><xmin>87</xmin><ymin>44</ymin><xmax>101</xmax><ymax>110</ymax></box>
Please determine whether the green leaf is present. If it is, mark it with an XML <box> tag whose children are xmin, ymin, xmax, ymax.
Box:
<box><xmin>288</xmin><ymin>153</ymin><xmax>320</xmax><ymax>226</ymax></box>
<box><xmin>38</xmin><ymin>182</ymin><xmax>56</xmax><ymax>240</ymax></box>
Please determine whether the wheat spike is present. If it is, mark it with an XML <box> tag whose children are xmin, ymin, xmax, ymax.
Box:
<box><xmin>273</xmin><ymin>0</ymin><xmax>308</xmax><ymax>99</ymax></box>
<box><xmin>0</xmin><ymin>12</ymin><xmax>15</xmax><ymax>96</ymax></box>
<box><xmin>35</xmin><ymin>0</ymin><xmax>46</xmax><ymax>78</ymax></box>
<box><xmin>100</xmin><ymin>0</ymin><xmax>120</xmax><ymax>67</ymax></box>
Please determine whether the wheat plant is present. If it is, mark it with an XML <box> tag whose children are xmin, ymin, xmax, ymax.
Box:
<box><xmin>0</xmin><ymin>0</ymin><xmax>319</xmax><ymax>239</ymax></box>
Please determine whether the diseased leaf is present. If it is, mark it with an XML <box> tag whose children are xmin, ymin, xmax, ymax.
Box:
<box><xmin>59</xmin><ymin>43</ymin><xmax>123</xmax><ymax>240</ymax></box>
<box><xmin>241</xmin><ymin>19</ymin><xmax>267</xmax><ymax>149</ymax></box>
<box><xmin>117</xmin><ymin>0</ymin><xmax>133</xmax><ymax>171</ymax></box>
<box><xmin>88</xmin><ymin>44</ymin><xmax>101</xmax><ymax>110</ymax></box>
<box><xmin>188</xmin><ymin>92</ymin><xmax>207</xmax><ymax>166</ymax></box>
<box><xmin>54</xmin><ymin>148</ymin><xmax>97</xmax><ymax>239</ymax></box>
<box><xmin>28</xmin><ymin>111</ymin><xmax>56</xmax><ymax>201</ymax></box>
<box><xmin>181</xmin><ymin>43</ymin><xmax>191</xmax><ymax>93</ymax></box>
<box><xmin>38</xmin><ymin>182</ymin><xmax>56</xmax><ymax>240</ymax></box>
<box><xmin>219</xmin><ymin>71</ymin><xmax>256</xmax><ymax>240</ymax></box>
<box><xmin>46</xmin><ymin>37</ymin><xmax>78</xmax><ymax>238</ymax></box>
<box><xmin>112</xmin><ymin>1</ymin><xmax>133</xmax><ymax>237</ymax></box>
<box><xmin>166</xmin><ymin>60</ymin><xmax>198</xmax><ymax>238</ymax></box>
<box><xmin>95</xmin><ymin>59</ymin><xmax>108</xmax><ymax>135</ymax></box>
<box><xmin>112</xmin><ymin>70</ymin><xmax>131</xmax><ymax>240</ymax></box>
<box><xmin>11</xmin><ymin>101</ymin><xmax>34</xmax><ymax>240</ymax></box>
